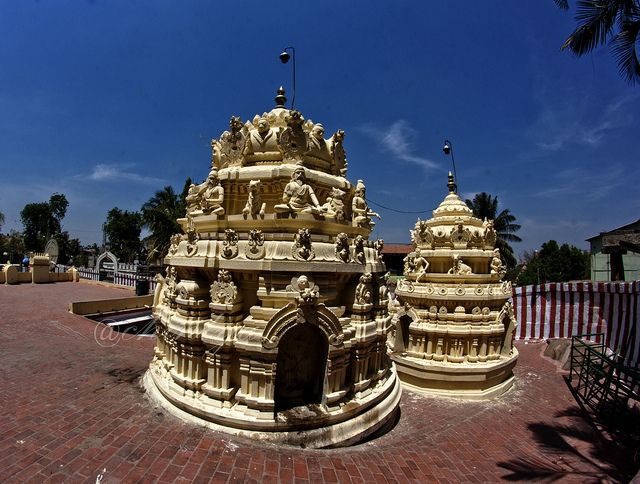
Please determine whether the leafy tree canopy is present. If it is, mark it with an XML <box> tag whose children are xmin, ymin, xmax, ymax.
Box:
<box><xmin>104</xmin><ymin>207</ymin><xmax>142</xmax><ymax>263</ymax></box>
<box><xmin>465</xmin><ymin>192</ymin><xmax>522</xmax><ymax>269</ymax></box>
<box><xmin>141</xmin><ymin>181</ymin><xmax>190</xmax><ymax>263</ymax></box>
<box><xmin>20</xmin><ymin>193</ymin><xmax>69</xmax><ymax>252</ymax></box>
<box><xmin>0</xmin><ymin>230</ymin><xmax>25</xmax><ymax>264</ymax></box>
<box><xmin>556</xmin><ymin>0</ymin><xmax>640</xmax><ymax>84</ymax></box>
<box><xmin>517</xmin><ymin>240</ymin><xmax>590</xmax><ymax>285</ymax></box>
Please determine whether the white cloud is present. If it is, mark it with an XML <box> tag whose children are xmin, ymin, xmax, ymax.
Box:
<box><xmin>530</xmin><ymin>94</ymin><xmax>636</xmax><ymax>153</ymax></box>
<box><xmin>533</xmin><ymin>166</ymin><xmax>623</xmax><ymax>201</ymax></box>
<box><xmin>359</xmin><ymin>120</ymin><xmax>440</xmax><ymax>170</ymax></box>
<box><xmin>84</xmin><ymin>163</ymin><xmax>165</xmax><ymax>185</ymax></box>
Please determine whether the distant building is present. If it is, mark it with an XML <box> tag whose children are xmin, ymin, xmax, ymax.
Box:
<box><xmin>586</xmin><ymin>219</ymin><xmax>640</xmax><ymax>281</ymax></box>
<box><xmin>381</xmin><ymin>243</ymin><xmax>412</xmax><ymax>275</ymax></box>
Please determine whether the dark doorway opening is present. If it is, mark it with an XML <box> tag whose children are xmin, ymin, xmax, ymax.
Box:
<box><xmin>274</xmin><ymin>322</ymin><xmax>328</xmax><ymax>413</ymax></box>
<box><xmin>396</xmin><ymin>315</ymin><xmax>412</xmax><ymax>352</ymax></box>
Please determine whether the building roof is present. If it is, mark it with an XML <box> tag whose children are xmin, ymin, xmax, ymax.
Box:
<box><xmin>381</xmin><ymin>243</ymin><xmax>412</xmax><ymax>255</ymax></box>
<box><xmin>586</xmin><ymin>219</ymin><xmax>640</xmax><ymax>241</ymax></box>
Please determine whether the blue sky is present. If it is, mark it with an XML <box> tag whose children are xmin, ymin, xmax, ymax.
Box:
<box><xmin>1</xmin><ymin>1</ymin><xmax>638</xmax><ymax>257</ymax></box>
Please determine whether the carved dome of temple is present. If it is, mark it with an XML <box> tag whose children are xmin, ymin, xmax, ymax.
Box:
<box><xmin>212</xmin><ymin>87</ymin><xmax>347</xmax><ymax>176</ymax></box>
<box><xmin>411</xmin><ymin>172</ymin><xmax>495</xmax><ymax>252</ymax></box>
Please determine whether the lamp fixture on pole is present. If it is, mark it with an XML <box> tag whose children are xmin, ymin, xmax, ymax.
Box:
<box><xmin>279</xmin><ymin>46</ymin><xmax>296</xmax><ymax>110</ymax></box>
<box><xmin>442</xmin><ymin>139</ymin><xmax>458</xmax><ymax>192</ymax></box>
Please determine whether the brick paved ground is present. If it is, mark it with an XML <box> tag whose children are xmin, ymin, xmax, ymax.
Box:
<box><xmin>0</xmin><ymin>281</ymin><xmax>637</xmax><ymax>483</ymax></box>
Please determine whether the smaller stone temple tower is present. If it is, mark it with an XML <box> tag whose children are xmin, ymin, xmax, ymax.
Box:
<box><xmin>390</xmin><ymin>173</ymin><xmax>518</xmax><ymax>398</ymax></box>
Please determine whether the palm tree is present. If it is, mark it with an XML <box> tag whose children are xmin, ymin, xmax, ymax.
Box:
<box><xmin>141</xmin><ymin>186</ymin><xmax>186</xmax><ymax>263</ymax></box>
<box><xmin>465</xmin><ymin>193</ymin><xmax>522</xmax><ymax>269</ymax></box>
<box><xmin>556</xmin><ymin>0</ymin><xmax>640</xmax><ymax>84</ymax></box>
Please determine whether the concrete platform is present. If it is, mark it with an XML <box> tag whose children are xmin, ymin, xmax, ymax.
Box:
<box><xmin>0</xmin><ymin>281</ymin><xmax>637</xmax><ymax>482</ymax></box>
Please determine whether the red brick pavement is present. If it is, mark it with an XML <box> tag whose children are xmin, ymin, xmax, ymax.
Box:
<box><xmin>0</xmin><ymin>282</ymin><xmax>637</xmax><ymax>483</ymax></box>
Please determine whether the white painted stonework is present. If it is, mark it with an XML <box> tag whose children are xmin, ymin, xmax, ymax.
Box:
<box><xmin>390</xmin><ymin>173</ymin><xmax>518</xmax><ymax>399</ymax></box>
<box><xmin>146</xmin><ymin>88</ymin><xmax>400</xmax><ymax>447</ymax></box>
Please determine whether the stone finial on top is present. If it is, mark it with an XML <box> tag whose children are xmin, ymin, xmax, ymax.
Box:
<box><xmin>447</xmin><ymin>171</ymin><xmax>457</xmax><ymax>194</ymax></box>
<box><xmin>275</xmin><ymin>86</ymin><xmax>287</xmax><ymax>108</ymax></box>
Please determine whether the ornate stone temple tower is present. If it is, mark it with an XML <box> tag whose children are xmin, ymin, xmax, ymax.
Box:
<box><xmin>146</xmin><ymin>88</ymin><xmax>401</xmax><ymax>447</ymax></box>
<box><xmin>390</xmin><ymin>173</ymin><xmax>518</xmax><ymax>399</ymax></box>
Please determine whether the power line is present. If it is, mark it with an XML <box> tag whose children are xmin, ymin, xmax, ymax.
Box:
<box><xmin>365</xmin><ymin>197</ymin><xmax>432</xmax><ymax>214</ymax></box>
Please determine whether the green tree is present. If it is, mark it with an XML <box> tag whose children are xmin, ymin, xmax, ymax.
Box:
<box><xmin>556</xmin><ymin>0</ymin><xmax>640</xmax><ymax>84</ymax></box>
<box><xmin>517</xmin><ymin>240</ymin><xmax>590</xmax><ymax>285</ymax></box>
<box><xmin>54</xmin><ymin>231</ymin><xmax>82</xmax><ymax>266</ymax></box>
<box><xmin>0</xmin><ymin>230</ymin><xmax>25</xmax><ymax>264</ymax></box>
<box><xmin>141</xmin><ymin>183</ymin><xmax>189</xmax><ymax>262</ymax></box>
<box><xmin>104</xmin><ymin>208</ymin><xmax>142</xmax><ymax>263</ymax></box>
<box><xmin>0</xmin><ymin>209</ymin><xmax>5</xmax><ymax>232</ymax></box>
<box><xmin>465</xmin><ymin>193</ymin><xmax>522</xmax><ymax>269</ymax></box>
<box><xmin>20</xmin><ymin>193</ymin><xmax>69</xmax><ymax>251</ymax></box>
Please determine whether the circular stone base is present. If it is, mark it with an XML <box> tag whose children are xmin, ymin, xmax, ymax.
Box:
<box><xmin>390</xmin><ymin>348</ymin><xmax>518</xmax><ymax>400</ymax></box>
<box><xmin>143</xmin><ymin>367</ymin><xmax>402</xmax><ymax>448</ymax></box>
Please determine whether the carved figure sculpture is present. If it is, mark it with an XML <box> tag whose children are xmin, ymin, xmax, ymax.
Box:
<box><xmin>355</xmin><ymin>273</ymin><xmax>373</xmax><ymax>305</ymax></box>
<box><xmin>335</xmin><ymin>233</ymin><xmax>350</xmax><ymax>263</ymax></box>
<box><xmin>490</xmin><ymin>248</ymin><xmax>505</xmax><ymax>276</ymax></box>
<box><xmin>296</xmin><ymin>275</ymin><xmax>319</xmax><ymax>305</ymax></box>
<box><xmin>379</xmin><ymin>272</ymin><xmax>391</xmax><ymax>307</ymax></box>
<box><xmin>411</xmin><ymin>220</ymin><xmax>434</xmax><ymax>248</ymax></box>
<box><xmin>242</xmin><ymin>180</ymin><xmax>266</xmax><ymax>217</ymax></box>
<box><xmin>164</xmin><ymin>266</ymin><xmax>177</xmax><ymax>304</ymax></box>
<box><xmin>330</xmin><ymin>129</ymin><xmax>347</xmax><ymax>176</ymax></box>
<box><xmin>222</xmin><ymin>229</ymin><xmax>238</xmax><ymax>259</ymax></box>
<box><xmin>306</xmin><ymin>123</ymin><xmax>330</xmax><ymax>161</ymax></box>
<box><xmin>352</xmin><ymin>180</ymin><xmax>379</xmax><ymax>229</ymax></box>
<box><xmin>245</xmin><ymin>117</ymin><xmax>274</xmax><ymax>154</ymax></box>
<box><xmin>483</xmin><ymin>218</ymin><xmax>497</xmax><ymax>248</ymax></box>
<box><xmin>321</xmin><ymin>187</ymin><xmax>346</xmax><ymax>221</ymax></box>
<box><xmin>451</xmin><ymin>221</ymin><xmax>471</xmax><ymax>248</ymax></box>
<box><xmin>274</xmin><ymin>167</ymin><xmax>322</xmax><ymax>214</ymax></box>
<box><xmin>293</xmin><ymin>228</ymin><xmax>314</xmax><ymax>260</ymax></box>
<box><xmin>210</xmin><ymin>269</ymin><xmax>238</xmax><ymax>305</ymax></box>
<box><xmin>168</xmin><ymin>233</ymin><xmax>182</xmax><ymax>255</ymax></box>
<box><xmin>374</xmin><ymin>239</ymin><xmax>384</xmax><ymax>259</ymax></box>
<box><xmin>414</xmin><ymin>249</ymin><xmax>429</xmax><ymax>282</ymax></box>
<box><xmin>153</xmin><ymin>272</ymin><xmax>165</xmax><ymax>307</ymax></box>
<box><xmin>448</xmin><ymin>256</ymin><xmax>473</xmax><ymax>275</ymax></box>
<box><xmin>186</xmin><ymin>171</ymin><xmax>225</xmax><ymax>216</ymax></box>
<box><xmin>403</xmin><ymin>252</ymin><xmax>416</xmax><ymax>274</ymax></box>
<box><xmin>353</xmin><ymin>234</ymin><xmax>366</xmax><ymax>264</ymax></box>
<box><xmin>217</xmin><ymin>116</ymin><xmax>246</xmax><ymax>167</ymax></box>
<box><xmin>279</xmin><ymin>110</ymin><xmax>307</xmax><ymax>162</ymax></box>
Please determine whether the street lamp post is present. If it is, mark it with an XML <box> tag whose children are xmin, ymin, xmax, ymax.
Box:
<box><xmin>442</xmin><ymin>139</ymin><xmax>458</xmax><ymax>191</ymax></box>
<box><xmin>279</xmin><ymin>47</ymin><xmax>296</xmax><ymax>110</ymax></box>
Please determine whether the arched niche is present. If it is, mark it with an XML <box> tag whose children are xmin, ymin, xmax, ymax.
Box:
<box><xmin>96</xmin><ymin>251</ymin><xmax>118</xmax><ymax>281</ymax></box>
<box><xmin>391</xmin><ymin>306</ymin><xmax>419</xmax><ymax>353</ymax></box>
<box><xmin>274</xmin><ymin>322</ymin><xmax>328</xmax><ymax>413</ymax></box>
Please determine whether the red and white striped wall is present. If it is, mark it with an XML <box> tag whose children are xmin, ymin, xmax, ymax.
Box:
<box><xmin>512</xmin><ymin>282</ymin><xmax>640</xmax><ymax>368</ymax></box>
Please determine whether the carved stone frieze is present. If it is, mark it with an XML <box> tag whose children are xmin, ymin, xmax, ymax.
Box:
<box><xmin>221</xmin><ymin>229</ymin><xmax>238</xmax><ymax>259</ymax></box>
<box><xmin>245</xmin><ymin>229</ymin><xmax>265</xmax><ymax>260</ymax></box>
<box><xmin>292</xmin><ymin>228</ymin><xmax>314</xmax><ymax>261</ymax></box>
<box><xmin>218</xmin><ymin>116</ymin><xmax>247</xmax><ymax>167</ymax></box>
<box><xmin>210</xmin><ymin>270</ymin><xmax>239</xmax><ymax>305</ymax></box>
<box><xmin>279</xmin><ymin>110</ymin><xmax>307</xmax><ymax>162</ymax></box>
